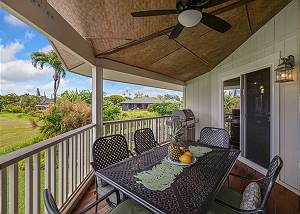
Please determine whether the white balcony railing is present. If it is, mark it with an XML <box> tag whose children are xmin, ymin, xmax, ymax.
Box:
<box><xmin>0</xmin><ymin>116</ymin><xmax>170</xmax><ymax>214</ymax></box>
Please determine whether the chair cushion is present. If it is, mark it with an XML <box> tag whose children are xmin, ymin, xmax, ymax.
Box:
<box><xmin>240</xmin><ymin>182</ymin><xmax>261</xmax><ymax>210</ymax></box>
<box><xmin>110</xmin><ymin>199</ymin><xmax>151</xmax><ymax>214</ymax></box>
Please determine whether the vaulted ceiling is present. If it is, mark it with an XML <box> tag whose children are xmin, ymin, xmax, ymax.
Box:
<box><xmin>49</xmin><ymin>0</ymin><xmax>292</xmax><ymax>82</ymax></box>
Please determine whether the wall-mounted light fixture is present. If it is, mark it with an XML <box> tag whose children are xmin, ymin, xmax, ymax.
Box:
<box><xmin>275</xmin><ymin>54</ymin><xmax>295</xmax><ymax>83</ymax></box>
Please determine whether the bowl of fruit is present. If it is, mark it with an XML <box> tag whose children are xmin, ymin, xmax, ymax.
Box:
<box><xmin>165</xmin><ymin>143</ymin><xmax>196</xmax><ymax>166</ymax></box>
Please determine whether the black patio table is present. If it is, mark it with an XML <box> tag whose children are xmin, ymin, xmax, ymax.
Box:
<box><xmin>95</xmin><ymin>142</ymin><xmax>240</xmax><ymax>214</ymax></box>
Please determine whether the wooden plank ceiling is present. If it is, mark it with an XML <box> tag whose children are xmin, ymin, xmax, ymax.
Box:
<box><xmin>48</xmin><ymin>0</ymin><xmax>292</xmax><ymax>82</ymax></box>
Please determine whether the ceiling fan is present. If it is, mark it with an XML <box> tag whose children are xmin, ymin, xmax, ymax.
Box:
<box><xmin>131</xmin><ymin>0</ymin><xmax>232</xmax><ymax>39</ymax></box>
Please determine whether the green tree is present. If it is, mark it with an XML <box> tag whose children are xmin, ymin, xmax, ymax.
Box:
<box><xmin>19</xmin><ymin>94</ymin><xmax>42</xmax><ymax>110</ymax></box>
<box><xmin>158</xmin><ymin>94</ymin><xmax>181</xmax><ymax>102</ymax></box>
<box><xmin>60</xmin><ymin>90</ymin><xmax>92</xmax><ymax>104</ymax></box>
<box><xmin>31</xmin><ymin>50</ymin><xmax>66</xmax><ymax>103</ymax></box>
<box><xmin>134</xmin><ymin>92</ymin><xmax>149</xmax><ymax>98</ymax></box>
<box><xmin>104</xmin><ymin>95</ymin><xmax>126</xmax><ymax>106</ymax></box>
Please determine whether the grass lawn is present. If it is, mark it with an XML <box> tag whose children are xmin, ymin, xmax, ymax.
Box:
<box><xmin>0</xmin><ymin>112</ymin><xmax>45</xmax><ymax>213</ymax></box>
<box><xmin>0</xmin><ymin>112</ymin><xmax>41</xmax><ymax>148</ymax></box>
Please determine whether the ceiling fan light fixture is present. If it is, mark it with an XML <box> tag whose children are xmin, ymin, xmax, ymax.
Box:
<box><xmin>178</xmin><ymin>9</ymin><xmax>202</xmax><ymax>27</ymax></box>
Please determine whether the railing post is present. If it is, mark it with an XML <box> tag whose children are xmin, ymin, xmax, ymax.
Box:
<box><xmin>25</xmin><ymin>157</ymin><xmax>33</xmax><ymax>214</ymax></box>
<box><xmin>58</xmin><ymin>142</ymin><xmax>64</xmax><ymax>207</ymax></box>
<box><xmin>0</xmin><ymin>168</ymin><xmax>7</xmax><ymax>214</ymax></box>
<box><xmin>9</xmin><ymin>163</ymin><xmax>18</xmax><ymax>214</ymax></box>
<box><xmin>33</xmin><ymin>153</ymin><xmax>40</xmax><ymax>214</ymax></box>
<box><xmin>92</xmin><ymin>66</ymin><xmax>103</xmax><ymax>141</ymax></box>
<box><xmin>69</xmin><ymin>137</ymin><xmax>74</xmax><ymax>194</ymax></box>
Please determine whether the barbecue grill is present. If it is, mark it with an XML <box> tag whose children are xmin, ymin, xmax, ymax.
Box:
<box><xmin>169</xmin><ymin>109</ymin><xmax>198</xmax><ymax>142</ymax></box>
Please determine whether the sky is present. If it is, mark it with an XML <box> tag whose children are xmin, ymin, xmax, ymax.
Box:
<box><xmin>0</xmin><ymin>8</ymin><xmax>182</xmax><ymax>98</ymax></box>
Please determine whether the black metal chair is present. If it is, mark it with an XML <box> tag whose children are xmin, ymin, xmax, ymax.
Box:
<box><xmin>199</xmin><ymin>127</ymin><xmax>230</xmax><ymax>148</ymax></box>
<box><xmin>208</xmin><ymin>156</ymin><xmax>283</xmax><ymax>214</ymax></box>
<box><xmin>44</xmin><ymin>189</ymin><xmax>150</xmax><ymax>214</ymax></box>
<box><xmin>91</xmin><ymin>134</ymin><xmax>133</xmax><ymax>213</ymax></box>
<box><xmin>134</xmin><ymin>128</ymin><xmax>159</xmax><ymax>155</ymax></box>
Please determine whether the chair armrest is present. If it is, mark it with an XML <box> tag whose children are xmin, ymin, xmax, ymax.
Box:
<box><xmin>215</xmin><ymin>199</ymin><xmax>264</xmax><ymax>214</ymax></box>
<box><xmin>155</xmin><ymin>141</ymin><xmax>160</xmax><ymax>147</ymax></box>
<box><xmin>77</xmin><ymin>189</ymin><xmax>117</xmax><ymax>214</ymax></box>
<box><xmin>229</xmin><ymin>173</ymin><xmax>265</xmax><ymax>182</ymax></box>
<box><xmin>128</xmin><ymin>149</ymin><xmax>135</xmax><ymax>157</ymax></box>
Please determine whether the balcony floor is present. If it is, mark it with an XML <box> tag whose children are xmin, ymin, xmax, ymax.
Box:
<box><xmin>73</xmin><ymin>180</ymin><xmax>111</xmax><ymax>214</ymax></box>
<box><xmin>73</xmin><ymin>161</ymin><xmax>300</xmax><ymax>214</ymax></box>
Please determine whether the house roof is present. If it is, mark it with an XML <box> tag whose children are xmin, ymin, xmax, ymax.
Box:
<box><xmin>121</xmin><ymin>97</ymin><xmax>163</xmax><ymax>104</ymax></box>
<box><xmin>48</xmin><ymin>0</ymin><xmax>291</xmax><ymax>82</ymax></box>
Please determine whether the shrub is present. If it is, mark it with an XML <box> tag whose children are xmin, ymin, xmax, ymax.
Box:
<box><xmin>224</xmin><ymin>94</ymin><xmax>240</xmax><ymax>115</ymax></box>
<box><xmin>40</xmin><ymin>99</ymin><xmax>92</xmax><ymax>138</ymax></box>
<box><xmin>3</xmin><ymin>104</ymin><xmax>23</xmax><ymax>113</ymax></box>
<box><xmin>120</xmin><ymin>110</ymin><xmax>158</xmax><ymax>120</ymax></box>
<box><xmin>103</xmin><ymin>99</ymin><xmax>121</xmax><ymax>121</ymax></box>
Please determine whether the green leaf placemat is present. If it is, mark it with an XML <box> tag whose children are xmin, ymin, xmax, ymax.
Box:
<box><xmin>189</xmin><ymin>146</ymin><xmax>212</xmax><ymax>158</ymax></box>
<box><xmin>134</xmin><ymin>160</ymin><xmax>184</xmax><ymax>191</ymax></box>
<box><xmin>134</xmin><ymin>146</ymin><xmax>212</xmax><ymax>191</ymax></box>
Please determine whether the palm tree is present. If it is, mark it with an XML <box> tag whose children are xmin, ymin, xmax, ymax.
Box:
<box><xmin>31</xmin><ymin>50</ymin><xmax>66</xmax><ymax>103</ymax></box>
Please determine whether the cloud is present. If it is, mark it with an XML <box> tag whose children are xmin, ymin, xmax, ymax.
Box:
<box><xmin>1</xmin><ymin>59</ymin><xmax>50</xmax><ymax>82</ymax></box>
<box><xmin>0</xmin><ymin>41</ymin><xmax>24</xmax><ymax>63</ymax></box>
<box><xmin>25</xmin><ymin>31</ymin><xmax>35</xmax><ymax>40</ymax></box>
<box><xmin>4</xmin><ymin>14</ymin><xmax>26</xmax><ymax>27</ymax></box>
<box><xmin>0</xmin><ymin>41</ymin><xmax>51</xmax><ymax>84</ymax></box>
<box><xmin>22</xmin><ymin>79</ymin><xmax>68</xmax><ymax>97</ymax></box>
<box><xmin>39</xmin><ymin>45</ymin><xmax>53</xmax><ymax>53</ymax></box>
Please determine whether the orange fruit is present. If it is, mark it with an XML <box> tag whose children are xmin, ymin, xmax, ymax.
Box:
<box><xmin>179</xmin><ymin>154</ymin><xmax>192</xmax><ymax>164</ymax></box>
<box><xmin>183</xmin><ymin>151</ymin><xmax>193</xmax><ymax>157</ymax></box>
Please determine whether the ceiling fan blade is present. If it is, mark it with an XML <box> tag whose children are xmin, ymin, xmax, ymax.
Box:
<box><xmin>169</xmin><ymin>23</ymin><xmax>184</xmax><ymax>39</ymax></box>
<box><xmin>201</xmin><ymin>12</ymin><xmax>231</xmax><ymax>33</ymax></box>
<box><xmin>131</xmin><ymin>10</ymin><xmax>178</xmax><ymax>17</ymax></box>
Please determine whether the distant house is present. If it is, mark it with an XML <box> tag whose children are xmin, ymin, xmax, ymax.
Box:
<box><xmin>35</xmin><ymin>96</ymin><xmax>52</xmax><ymax>112</ymax></box>
<box><xmin>121</xmin><ymin>97</ymin><xmax>162</xmax><ymax>111</ymax></box>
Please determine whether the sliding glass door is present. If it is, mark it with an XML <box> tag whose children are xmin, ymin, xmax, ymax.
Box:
<box><xmin>241</xmin><ymin>68</ymin><xmax>270</xmax><ymax>168</ymax></box>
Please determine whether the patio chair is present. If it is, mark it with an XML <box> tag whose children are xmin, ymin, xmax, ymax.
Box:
<box><xmin>44</xmin><ymin>189</ymin><xmax>150</xmax><ymax>214</ymax></box>
<box><xmin>91</xmin><ymin>134</ymin><xmax>133</xmax><ymax>213</ymax></box>
<box><xmin>208</xmin><ymin>155</ymin><xmax>283</xmax><ymax>214</ymax></box>
<box><xmin>199</xmin><ymin>127</ymin><xmax>230</xmax><ymax>148</ymax></box>
<box><xmin>134</xmin><ymin>128</ymin><xmax>159</xmax><ymax>155</ymax></box>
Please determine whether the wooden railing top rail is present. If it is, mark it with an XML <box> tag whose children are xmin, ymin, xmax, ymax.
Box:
<box><xmin>0</xmin><ymin>123</ymin><xmax>96</xmax><ymax>170</ymax></box>
<box><xmin>103</xmin><ymin>115</ymin><xmax>171</xmax><ymax>125</ymax></box>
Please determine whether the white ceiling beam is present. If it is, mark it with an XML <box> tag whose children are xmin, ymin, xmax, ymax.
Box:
<box><xmin>0</xmin><ymin>0</ymin><xmax>95</xmax><ymax>66</ymax></box>
<box><xmin>97</xmin><ymin>58</ymin><xmax>185</xmax><ymax>86</ymax></box>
